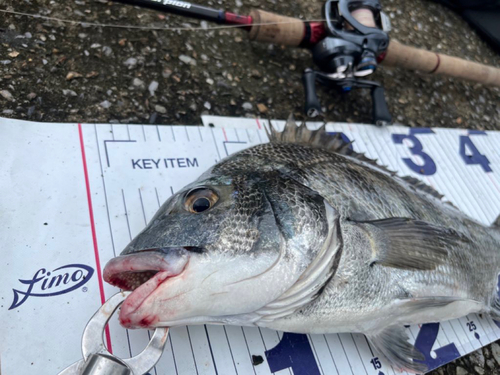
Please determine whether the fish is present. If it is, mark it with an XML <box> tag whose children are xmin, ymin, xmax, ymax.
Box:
<box><xmin>103</xmin><ymin>120</ymin><xmax>500</xmax><ymax>373</ymax></box>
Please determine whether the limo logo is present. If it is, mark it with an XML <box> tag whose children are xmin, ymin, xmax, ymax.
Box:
<box><xmin>9</xmin><ymin>264</ymin><xmax>94</xmax><ymax>309</ymax></box>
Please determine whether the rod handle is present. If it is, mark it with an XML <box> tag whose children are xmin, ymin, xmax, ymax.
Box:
<box><xmin>382</xmin><ymin>40</ymin><xmax>500</xmax><ymax>87</ymax></box>
<box><xmin>248</xmin><ymin>9</ymin><xmax>305</xmax><ymax>46</ymax></box>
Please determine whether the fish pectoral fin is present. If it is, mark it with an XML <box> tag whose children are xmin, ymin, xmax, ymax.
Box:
<box><xmin>354</xmin><ymin>217</ymin><xmax>469</xmax><ymax>270</ymax></box>
<box><xmin>366</xmin><ymin>325</ymin><xmax>427</xmax><ymax>374</ymax></box>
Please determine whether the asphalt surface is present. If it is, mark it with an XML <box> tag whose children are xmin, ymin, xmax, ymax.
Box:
<box><xmin>1</xmin><ymin>0</ymin><xmax>500</xmax><ymax>374</ymax></box>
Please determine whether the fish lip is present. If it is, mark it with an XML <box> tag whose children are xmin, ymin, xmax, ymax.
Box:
<box><xmin>103</xmin><ymin>248</ymin><xmax>192</xmax><ymax>328</ymax></box>
<box><xmin>118</xmin><ymin>265</ymin><xmax>188</xmax><ymax>327</ymax></box>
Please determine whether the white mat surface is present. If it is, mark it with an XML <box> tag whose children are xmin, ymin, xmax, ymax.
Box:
<box><xmin>1</xmin><ymin>116</ymin><xmax>500</xmax><ymax>375</ymax></box>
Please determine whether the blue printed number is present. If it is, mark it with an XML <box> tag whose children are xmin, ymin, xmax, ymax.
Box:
<box><xmin>392</xmin><ymin>128</ymin><xmax>437</xmax><ymax>175</ymax></box>
<box><xmin>265</xmin><ymin>333</ymin><xmax>320</xmax><ymax>375</ymax></box>
<box><xmin>327</xmin><ymin>132</ymin><xmax>353</xmax><ymax>150</ymax></box>
<box><xmin>414</xmin><ymin>323</ymin><xmax>460</xmax><ymax>371</ymax></box>
<box><xmin>467</xmin><ymin>321</ymin><xmax>477</xmax><ymax>332</ymax></box>
<box><xmin>459</xmin><ymin>131</ymin><xmax>492</xmax><ymax>172</ymax></box>
<box><xmin>370</xmin><ymin>357</ymin><xmax>382</xmax><ymax>369</ymax></box>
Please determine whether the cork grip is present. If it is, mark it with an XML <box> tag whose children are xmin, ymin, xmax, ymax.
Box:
<box><xmin>248</xmin><ymin>9</ymin><xmax>305</xmax><ymax>47</ymax></box>
<box><xmin>382</xmin><ymin>40</ymin><xmax>500</xmax><ymax>87</ymax></box>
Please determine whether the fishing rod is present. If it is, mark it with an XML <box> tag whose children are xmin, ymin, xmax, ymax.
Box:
<box><xmin>112</xmin><ymin>0</ymin><xmax>500</xmax><ymax>126</ymax></box>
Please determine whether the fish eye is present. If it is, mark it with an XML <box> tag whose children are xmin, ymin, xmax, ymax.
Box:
<box><xmin>184</xmin><ymin>188</ymin><xmax>218</xmax><ymax>214</ymax></box>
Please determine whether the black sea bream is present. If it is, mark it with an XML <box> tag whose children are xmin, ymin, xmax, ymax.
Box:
<box><xmin>104</xmin><ymin>120</ymin><xmax>500</xmax><ymax>373</ymax></box>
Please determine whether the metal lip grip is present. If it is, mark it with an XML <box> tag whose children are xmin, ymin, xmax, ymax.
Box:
<box><xmin>59</xmin><ymin>292</ymin><xmax>169</xmax><ymax>375</ymax></box>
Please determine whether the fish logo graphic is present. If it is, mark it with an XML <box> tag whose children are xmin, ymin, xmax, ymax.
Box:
<box><xmin>9</xmin><ymin>264</ymin><xmax>94</xmax><ymax>309</ymax></box>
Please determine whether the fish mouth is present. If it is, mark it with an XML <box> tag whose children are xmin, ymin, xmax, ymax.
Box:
<box><xmin>103</xmin><ymin>247</ymin><xmax>194</xmax><ymax>328</ymax></box>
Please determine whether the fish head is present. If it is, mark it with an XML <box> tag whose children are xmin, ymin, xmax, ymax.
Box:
<box><xmin>103</xmin><ymin>164</ymin><xmax>337</xmax><ymax>329</ymax></box>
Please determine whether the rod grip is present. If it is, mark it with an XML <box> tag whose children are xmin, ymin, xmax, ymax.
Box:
<box><xmin>382</xmin><ymin>40</ymin><xmax>500</xmax><ymax>87</ymax></box>
<box><xmin>248</xmin><ymin>9</ymin><xmax>305</xmax><ymax>46</ymax></box>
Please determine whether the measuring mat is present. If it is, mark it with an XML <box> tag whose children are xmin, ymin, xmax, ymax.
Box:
<box><xmin>1</xmin><ymin>116</ymin><xmax>500</xmax><ymax>375</ymax></box>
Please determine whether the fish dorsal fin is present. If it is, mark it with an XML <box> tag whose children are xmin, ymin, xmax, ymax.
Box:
<box><xmin>400</xmin><ymin>176</ymin><xmax>444</xmax><ymax>200</ymax></box>
<box><xmin>493</xmin><ymin>214</ymin><xmax>500</xmax><ymax>228</ymax></box>
<box><xmin>268</xmin><ymin>116</ymin><xmax>449</xmax><ymax>202</ymax></box>
<box><xmin>267</xmin><ymin>116</ymin><xmax>396</xmax><ymax>177</ymax></box>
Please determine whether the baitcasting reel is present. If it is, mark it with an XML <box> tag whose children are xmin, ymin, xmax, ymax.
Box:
<box><xmin>303</xmin><ymin>0</ymin><xmax>393</xmax><ymax>125</ymax></box>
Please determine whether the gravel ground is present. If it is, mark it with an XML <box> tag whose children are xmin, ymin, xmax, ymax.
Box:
<box><xmin>0</xmin><ymin>0</ymin><xmax>498</xmax><ymax>127</ymax></box>
<box><xmin>1</xmin><ymin>0</ymin><xmax>500</xmax><ymax>373</ymax></box>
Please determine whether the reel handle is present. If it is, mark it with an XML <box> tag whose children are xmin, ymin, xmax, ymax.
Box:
<box><xmin>371</xmin><ymin>86</ymin><xmax>392</xmax><ymax>126</ymax></box>
<box><xmin>303</xmin><ymin>70</ymin><xmax>323</xmax><ymax>118</ymax></box>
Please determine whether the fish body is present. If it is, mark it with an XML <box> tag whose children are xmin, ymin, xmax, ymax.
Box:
<box><xmin>104</xmin><ymin>121</ymin><xmax>500</xmax><ymax>372</ymax></box>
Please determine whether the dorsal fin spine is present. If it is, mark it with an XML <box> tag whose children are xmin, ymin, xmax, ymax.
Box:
<box><xmin>267</xmin><ymin>116</ymin><xmax>446</xmax><ymax>202</ymax></box>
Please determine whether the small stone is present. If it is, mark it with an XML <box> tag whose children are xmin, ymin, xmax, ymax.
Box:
<box><xmin>0</xmin><ymin>90</ymin><xmax>13</xmax><ymax>101</ymax></box>
<box><xmin>39</xmin><ymin>34</ymin><xmax>47</xmax><ymax>41</ymax></box>
<box><xmin>100</xmin><ymin>100</ymin><xmax>111</xmax><ymax>109</ymax></box>
<box><xmin>206</xmin><ymin>78</ymin><xmax>214</xmax><ymax>85</ymax></box>
<box><xmin>234</xmin><ymin>36</ymin><xmax>243</xmax><ymax>43</ymax></box>
<box><xmin>201</xmin><ymin>54</ymin><xmax>208</xmax><ymax>61</ymax></box>
<box><xmin>66</xmin><ymin>71</ymin><xmax>83</xmax><ymax>80</ymax></box>
<box><xmin>90</xmin><ymin>43</ymin><xmax>102</xmax><ymax>49</ymax></box>
<box><xmin>24</xmin><ymin>32</ymin><xmax>32</xmax><ymax>39</ymax></box>
<box><xmin>204</xmin><ymin>102</ymin><xmax>211</xmax><ymax>110</ymax></box>
<box><xmin>27</xmin><ymin>92</ymin><xmax>37</xmax><ymax>100</ymax></box>
<box><xmin>251</xmin><ymin>355</ymin><xmax>264</xmax><ymax>366</ymax></box>
<box><xmin>475</xmin><ymin>366</ymin><xmax>485</xmax><ymax>375</ymax></box>
<box><xmin>155</xmin><ymin>104</ymin><xmax>167</xmax><ymax>114</ymax></box>
<box><xmin>242</xmin><ymin>102</ymin><xmax>253</xmax><ymax>111</ymax></box>
<box><xmin>491</xmin><ymin>342</ymin><xmax>500</xmax><ymax>365</ymax></box>
<box><xmin>257</xmin><ymin>103</ymin><xmax>268</xmax><ymax>113</ymax></box>
<box><xmin>8</xmin><ymin>51</ymin><xmax>19</xmax><ymax>58</ymax></box>
<box><xmin>200</xmin><ymin>21</ymin><xmax>208</xmax><ymax>29</ymax></box>
<box><xmin>62</xmin><ymin>89</ymin><xmax>77</xmax><ymax>97</ymax></box>
<box><xmin>86</xmin><ymin>71</ymin><xmax>99</xmax><ymax>78</ymax></box>
<box><xmin>148</xmin><ymin>80</ymin><xmax>159</xmax><ymax>96</ymax></box>
<box><xmin>456</xmin><ymin>117</ymin><xmax>463</xmax><ymax>124</ymax></box>
<box><xmin>189</xmin><ymin>103</ymin><xmax>197</xmax><ymax>111</ymax></box>
<box><xmin>250</xmin><ymin>69</ymin><xmax>261</xmax><ymax>78</ymax></box>
<box><xmin>132</xmin><ymin>78</ymin><xmax>145</xmax><ymax>88</ymax></box>
<box><xmin>456</xmin><ymin>367</ymin><xmax>468</xmax><ymax>375</ymax></box>
<box><xmin>1</xmin><ymin>60</ymin><xmax>12</xmax><ymax>65</ymax></box>
<box><xmin>42</xmin><ymin>59</ymin><xmax>48</xmax><ymax>65</ymax></box>
<box><xmin>162</xmin><ymin>68</ymin><xmax>172</xmax><ymax>78</ymax></box>
<box><xmin>470</xmin><ymin>349</ymin><xmax>485</xmax><ymax>367</ymax></box>
<box><xmin>118</xmin><ymin>38</ymin><xmax>127</xmax><ymax>46</ymax></box>
<box><xmin>123</xmin><ymin>57</ymin><xmax>138</xmax><ymax>68</ymax></box>
<box><xmin>78</xmin><ymin>33</ymin><xmax>87</xmax><ymax>39</ymax></box>
<box><xmin>179</xmin><ymin>55</ymin><xmax>196</xmax><ymax>66</ymax></box>
<box><xmin>102</xmin><ymin>46</ymin><xmax>113</xmax><ymax>57</ymax></box>
<box><xmin>2</xmin><ymin>109</ymin><xmax>14</xmax><ymax>115</ymax></box>
<box><xmin>230</xmin><ymin>99</ymin><xmax>236</xmax><ymax>106</ymax></box>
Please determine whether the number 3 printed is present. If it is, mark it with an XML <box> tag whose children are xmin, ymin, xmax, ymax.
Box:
<box><xmin>392</xmin><ymin>128</ymin><xmax>437</xmax><ymax>176</ymax></box>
